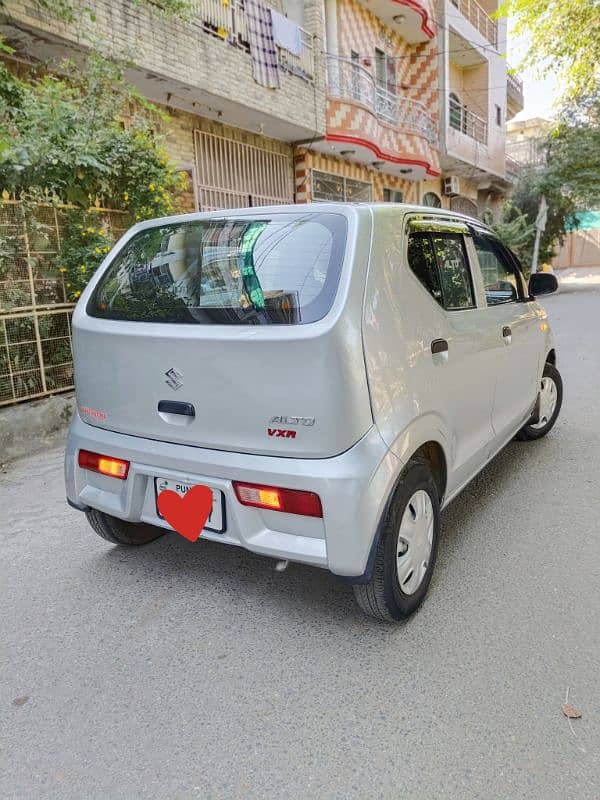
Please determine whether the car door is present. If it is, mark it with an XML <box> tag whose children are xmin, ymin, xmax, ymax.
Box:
<box><xmin>404</xmin><ymin>220</ymin><xmax>497</xmax><ymax>495</ymax></box>
<box><xmin>470</xmin><ymin>229</ymin><xmax>542</xmax><ymax>441</ymax></box>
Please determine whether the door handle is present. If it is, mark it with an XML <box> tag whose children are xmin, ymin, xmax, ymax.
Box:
<box><xmin>502</xmin><ymin>326</ymin><xmax>512</xmax><ymax>345</ymax></box>
<box><xmin>431</xmin><ymin>339</ymin><xmax>449</xmax><ymax>355</ymax></box>
<box><xmin>158</xmin><ymin>400</ymin><xmax>195</xmax><ymax>417</ymax></box>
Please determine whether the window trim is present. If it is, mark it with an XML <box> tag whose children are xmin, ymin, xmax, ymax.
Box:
<box><xmin>406</xmin><ymin>225</ymin><xmax>477</xmax><ymax>312</ymax></box>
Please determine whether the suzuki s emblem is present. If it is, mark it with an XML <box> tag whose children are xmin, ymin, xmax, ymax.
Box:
<box><xmin>165</xmin><ymin>367</ymin><xmax>184</xmax><ymax>391</ymax></box>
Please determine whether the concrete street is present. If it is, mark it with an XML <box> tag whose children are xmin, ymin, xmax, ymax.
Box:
<box><xmin>1</xmin><ymin>273</ymin><xmax>599</xmax><ymax>799</ymax></box>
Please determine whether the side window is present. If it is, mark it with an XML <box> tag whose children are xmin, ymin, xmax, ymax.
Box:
<box><xmin>407</xmin><ymin>233</ymin><xmax>443</xmax><ymax>306</ymax></box>
<box><xmin>431</xmin><ymin>234</ymin><xmax>475</xmax><ymax>310</ymax></box>
<box><xmin>473</xmin><ymin>232</ymin><xmax>520</xmax><ymax>305</ymax></box>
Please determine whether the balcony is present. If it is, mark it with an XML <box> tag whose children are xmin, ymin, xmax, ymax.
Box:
<box><xmin>2</xmin><ymin>0</ymin><xmax>323</xmax><ymax>143</ymax></box>
<box><xmin>448</xmin><ymin>96</ymin><xmax>488</xmax><ymax>144</ymax></box>
<box><xmin>449</xmin><ymin>0</ymin><xmax>498</xmax><ymax>46</ymax></box>
<box><xmin>506</xmin><ymin>68</ymin><xmax>525</xmax><ymax>119</ymax></box>
<box><xmin>355</xmin><ymin>0</ymin><xmax>435</xmax><ymax>44</ymax></box>
<box><xmin>193</xmin><ymin>0</ymin><xmax>315</xmax><ymax>81</ymax></box>
<box><xmin>322</xmin><ymin>56</ymin><xmax>440</xmax><ymax>179</ymax></box>
<box><xmin>505</xmin><ymin>154</ymin><xmax>521</xmax><ymax>182</ymax></box>
<box><xmin>328</xmin><ymin>57</ymin><xmax>437</xmax><ymax>142</ymax></box>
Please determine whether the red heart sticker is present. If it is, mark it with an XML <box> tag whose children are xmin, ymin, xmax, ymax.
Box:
<box><xmin>157</xmin><ymin>484</ymin><xmax>213</xmax><ymax>542</ymax></box>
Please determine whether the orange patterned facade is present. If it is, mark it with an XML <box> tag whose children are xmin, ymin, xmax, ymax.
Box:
<box><xmin>296</xmin><ymin>0</ymin><xmax>441</xmax><ymax>203</ymax></box>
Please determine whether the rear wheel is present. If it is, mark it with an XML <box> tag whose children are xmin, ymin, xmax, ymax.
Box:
<box><xmin>516</xmin><ymin>362</ymin><xmax>562</xmax><ymax>441</ymax></box>
<box><xmin>353</xmin><ymin>461</ymin><xmax>440</xmax><ymax>622</ymax></box>
<box><xmin>85</xmin><ymin>508</ymin><xmax>165</xmax><ymax>546</ymax></box>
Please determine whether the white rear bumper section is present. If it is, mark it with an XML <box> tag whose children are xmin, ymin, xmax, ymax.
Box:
<box><xmin>65</xmin><ymin>414</ymin><xmax>402</xmax><ymax>578</ymax></box>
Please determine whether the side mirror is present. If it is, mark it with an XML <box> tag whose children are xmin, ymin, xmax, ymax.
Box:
<box><xmin>529</xmin><ymin>272</ymin><xmax>558</xmax><ymax>297</ymax></box>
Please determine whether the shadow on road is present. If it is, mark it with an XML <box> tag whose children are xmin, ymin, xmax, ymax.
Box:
<box><xmin>90</xmin><ymin>436</ymin><xmax>538</xmax><ymax>623</ymax></box>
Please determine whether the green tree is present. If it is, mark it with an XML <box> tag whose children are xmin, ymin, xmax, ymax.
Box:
<box><xmin>545</xmin><ymin>93</ymin><xmax>600</xmax><ymax>211</ymax></box>
<box><xmin>498</xmin><ymin>0</ymin><xmax>600</xmax><ymax>98</ymax></box>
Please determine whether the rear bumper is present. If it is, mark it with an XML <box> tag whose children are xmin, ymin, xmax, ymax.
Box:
<box><xmin>65</xmin><ymin>414</ymin><xmax>401</xmax><ymax>577</ymax></box>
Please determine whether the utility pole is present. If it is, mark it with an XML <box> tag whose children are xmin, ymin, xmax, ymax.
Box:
<box><xmin>531</xmin><ymin>195</ymin><xmax>548</xmax><ymax>274</ymax></box>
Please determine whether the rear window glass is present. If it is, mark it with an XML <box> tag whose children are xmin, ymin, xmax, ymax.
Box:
<box><xmin>87</xmin><ymin>213</ymin><xmax>347</xmax><ymax>325</ymax></box>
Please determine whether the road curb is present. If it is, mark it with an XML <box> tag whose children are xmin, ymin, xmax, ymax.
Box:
<box><xmin>0</xmin><ymin>392</ymin><xmax>75</xmax><ymax>464</ymax></box>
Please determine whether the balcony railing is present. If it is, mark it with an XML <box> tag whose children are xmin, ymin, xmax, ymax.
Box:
<box><xmin>327</xmin><ymin>56</ymin><xmax>438</xmax><ymax>144</ymax></box>
<box><xmin>506</xmin><ymin>69</ymin><xmax>524</xmax><ymax>101</ymax></box>
<box><xmin>505</xmin><ymin>154</ymin><xmax>521</xmax><ymax>180</ymax></box>
<box><xmin>449</xmin><ymin>0</ymin><xmax>498</xmax><ymax>46</ymax></box>
<box><xmin>448</xmin><ymin>96</ymin><xmax>488</xmax><ymax>144</ymax></box>
<box><xmin>192</xmin><ymin>0</ymin><xmax>314</xmax><ymax>81</ymax></box>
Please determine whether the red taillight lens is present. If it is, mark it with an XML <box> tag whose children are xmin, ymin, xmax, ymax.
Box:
<box><xmin>232</xmin><ymin>481</ymin><xmax>323</xmax><ymax>518</ymax></box>
<box><xmin>78</xmin><ymin>449</ymin><xmax>130</xmax><ymax>480</ymax></box>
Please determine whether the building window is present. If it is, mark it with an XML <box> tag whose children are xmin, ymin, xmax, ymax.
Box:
<box><xmin>495</xmin><ymin>104</ymin><xmax>502</xmax><ymax>126</ymax></box>
<box><xmin>383</xmin><ymin>188</ymin><xmax>404</xmax><ymax>203</ymax></box>
<box><xmin>312</xmin><ymin>170</ymin><xmax>372</xmax><ymax>202</ymax></box>
<box><xmin>422</xmin><ymin>191</ymin><xmax>442</xmax><ymax>208</ymax></box>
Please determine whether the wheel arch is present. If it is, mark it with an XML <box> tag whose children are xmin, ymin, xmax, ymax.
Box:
<box><xmin>546</xmin><ymin>348</ymin><xmax>556</xmax><ymax>365</ymax></box>
<box><xmin>343</xmin><ymin>435</ymin><xmax>448</xmax><ymax>585</ymax></box>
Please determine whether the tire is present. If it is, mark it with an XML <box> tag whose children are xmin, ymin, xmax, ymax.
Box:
<box><xmin>85</xmin><ymin>508</ymin><xmax>165</xmax><ymax>546</ymax></box>
<box><xmin>516</xmin><ymin>362</ymin><xmax>563</xmax><ymax>441</ymax></box>
<box><xmin>353</xmin><ymin>461</ymin><xmax>441</xmax><ymax>622</ymax></box>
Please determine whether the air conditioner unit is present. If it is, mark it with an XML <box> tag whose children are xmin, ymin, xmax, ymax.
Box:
<box><xmin>442</xmin><ymin>176</ymin><xmax>460</xmax><ymax>197</ymax></box>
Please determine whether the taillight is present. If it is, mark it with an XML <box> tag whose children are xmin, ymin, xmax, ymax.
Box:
<box><xmin>78</xmin><ymin>449</ymin><xmax>130</xmax><ymax>480</ymax></box>
<box><xmin>232</xmin><ymin>481</ymin><xmax>323</xmax><ymax>518</ymax></box>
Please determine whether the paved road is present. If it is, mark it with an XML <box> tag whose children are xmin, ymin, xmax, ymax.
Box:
<box><xmin>2</xmin><ymin>277</ymin><xmax>599</xmax><ymax>799</ymax></box>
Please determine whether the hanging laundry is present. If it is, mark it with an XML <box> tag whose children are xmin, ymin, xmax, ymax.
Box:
<box><xmin>270</xmin><ymin>9</ymin><xmax>302</xmax><ymax>56</ymax></box>
<box><xmin>245</xmin><ymin>0</ymin><xmax>280</xmax><ymax>88</ymax></box>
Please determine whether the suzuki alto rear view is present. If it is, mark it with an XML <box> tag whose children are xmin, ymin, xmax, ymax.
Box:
<box><xmin>65</xmin><ymin>203</ymin><xmax>562</xmax><ymax>621</ymax></box>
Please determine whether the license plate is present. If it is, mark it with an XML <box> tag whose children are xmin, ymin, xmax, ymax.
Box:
<box><xmin>154</xmin><ymin>478</ymin><xmax>225</xmax><ymax>533</ymax></box>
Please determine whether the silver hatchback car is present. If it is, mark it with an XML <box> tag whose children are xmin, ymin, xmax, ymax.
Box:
<box><xmin>65</xmin><ymin>204</ymin><xmax>561</xmax><ymax>621</ymax></box>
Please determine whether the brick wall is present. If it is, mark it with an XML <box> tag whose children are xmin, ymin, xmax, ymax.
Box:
<box><xmin>2</xmin><ymin>0</ymin><xmax>326</xmax><ymax>139</ymax></box>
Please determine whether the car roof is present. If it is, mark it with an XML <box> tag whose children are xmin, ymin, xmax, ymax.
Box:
<box><xmin>125</xmin><ymin>202</ymin><xmax>493</xmax><ymax>237</ymax></box>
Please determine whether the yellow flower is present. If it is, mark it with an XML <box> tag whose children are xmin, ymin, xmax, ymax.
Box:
<box><xmin>80</xmin><ymin>265</ymin><xmax>86</xmax><ymax>272</ymax></box>
<box><xmin>74</xmin><ymin>290</ymin><xmax>81</xmax><ymax>298</ymax></box>
<box><xmin>59</xmin><ymin>267</ymin><xmax>67</xmax><ymax>273</ymax></box>
<box><xmin>103</xmin><ymin>246</ymin><xmax>110</xmax><ymax>253</ymax></box>
<box><xmin>98</xmin><ymin>229</ymin><xmax>105</xmax><ymax>236</ymax></box>
<box><xmin>86</xmin><ymin>227</ymin><xmax>95</xmax><ymax>234</ymax></box>
<box><xmin>148</xmin><ymin>183</ymin><xmax>155</xmax><ymax>191</ymax></box>
<box><xmin>66</xmin><ymin>282</ymin><xmax>71</xmax><ymax>287</ymax></box>
<box><xmin>123</xmin><ymin>192</ymin><xmax>129</xmax><ymax>201</ymax></box>
<box><xmin>94</xmin><ymin>247</ymin><xmax>101</xmax><ymax>255</ymax></box>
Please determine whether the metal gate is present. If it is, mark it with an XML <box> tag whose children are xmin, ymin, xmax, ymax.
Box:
<box><xmin>193</xmin><ymin>130</ymin><xmax>294</xmax><ymax>211</ymax></box>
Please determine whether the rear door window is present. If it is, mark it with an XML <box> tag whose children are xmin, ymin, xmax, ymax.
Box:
<box><xmin>407</xmin><ymin>231</ymin><xmax>475</xmax><ymax>311</ymax></box>
<box><xmin>88</xmin><ymin>213</ymin><xmax>347</xmax><ymax>325</ymax></box>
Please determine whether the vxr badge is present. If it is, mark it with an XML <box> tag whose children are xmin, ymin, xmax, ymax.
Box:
<box><xmin>164</xmin><ymin>367</ymin><xmax>184</xmax><ymax>391</ymax></box>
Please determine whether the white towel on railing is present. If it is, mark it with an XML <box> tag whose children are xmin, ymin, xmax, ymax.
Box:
<box><xmin>270</xmin><ymin>9</ymin><xmax>302</xmax><ymax>56</ymax></box>
<box><xmin>245</xmin><ymin>0</ymin><xmax>280</xmax><ymax>88</ymax></box>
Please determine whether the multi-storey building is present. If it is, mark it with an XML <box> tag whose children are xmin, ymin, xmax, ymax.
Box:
<box><xmin>1</xmin><ymin>0</ymin><xmax>326</xmax><ymax>210</ymax></box>
<box><xmin>1</xmin><ymin>0</ymin><xmax>521</xmax><ymax>215</ymax></box>
<box><xmin>434</xmin><ymin>0</ymin><xmax>524</xmax><ymax>216</ymax></box>
<box><xmin>294</xmin><ymin>0</ymin><xmax>440</xmax><ymax>204</ymax></box>
<box><xmin>506</xmin><ymin>117</ymin><xmax>551</xmax><ymax>167</ymax></box>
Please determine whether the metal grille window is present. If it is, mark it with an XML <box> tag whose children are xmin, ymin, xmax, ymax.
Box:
<box><xmin>194</xmin><ymin>130</ymin><xmax>294</xmax><ymax>211</ymax></box>
<box><xmin>312</xmin><ymin>171</ymin><xmax>372</xmax><ymax>202</ymax></box>
<box><xmin>383</xmin><ymin>189</ymin><xmax>404</xmax><ymax>203</ymax></box>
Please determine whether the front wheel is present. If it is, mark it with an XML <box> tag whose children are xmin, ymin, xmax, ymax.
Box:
<box><xmin>353</xmin><ymin>461</ymin><xmax>440</xmax><ymax>622</ymax></box>
<box><xmin>516</xmin><ymin>362</ymin><xmax>563</xmax><ymax>441</ymax></box>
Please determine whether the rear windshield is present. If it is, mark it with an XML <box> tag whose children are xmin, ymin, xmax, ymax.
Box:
<box><xmin>87</xmin><ymin>213</ymin><xmax>347</xmax><ymax>325</ymax></box>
